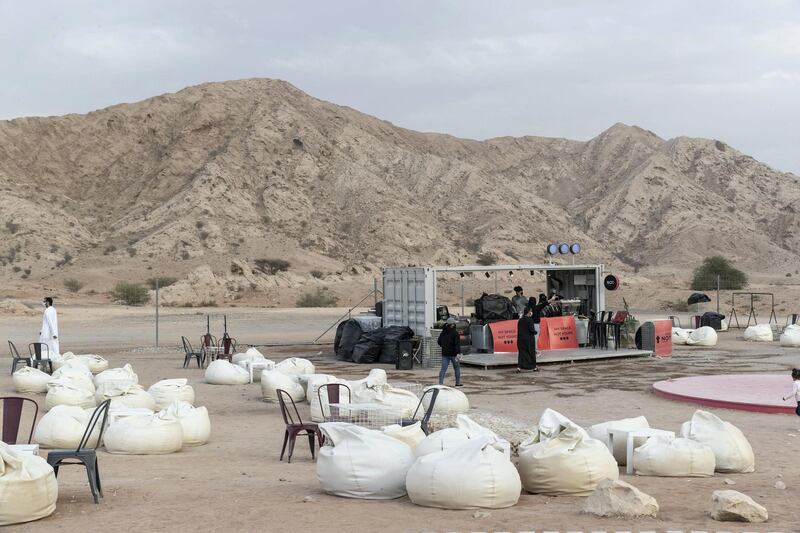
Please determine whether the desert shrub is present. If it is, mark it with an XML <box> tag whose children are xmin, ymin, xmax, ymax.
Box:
<box><xmin>111</xmin><ymin>282</ymin><xmax>151</xmax><ymax>306</ymax></box>
<box><xmin>55</xmin><ymin>252</ymin><xmax>73</xmax><ymax>268</ymax></box>
<box><xmin>50</xmin><ymin>244</ymin><xmax>59</xmax><ymax>253</ymax></box>
<box><xmin>255</xmin><ymin>258</ymin><xmax>290</xmax><ymax>275</ymax></box>
<box><xmin>195</xmin><ymin>221</ymin><xmax>205</xmax><ymax>229</ymax></box>
<box><xmin>180</xmin><ymin>250</ymin><xmax>190</xmax><ymax>260</ymax></box>
<box><xmin>103</xmin><ymin>245</ymin><xmax>116</xmax><ymax>255</ymax></box>
<box><xmin>661</xmin><ymin>298</ymin><xmax>689</xmax><ymax>312</ymax></box>
<box><xmin>12</xmin><ymin>266</ymin><xmax>21</xmax><ymax>273</ymax></box>
<box><xmin>126</xmin><ymin>247</ymin><xmax>137</xmax><ymax>257</ymax></box>
<box><xmin>690</xmin><ymin>256</ymin><xmax>747</xmax><ymax>290</ymax></box>
<box><xmin>199</xmin><ymin>300</ymin><xmax>217</xmax><ymax>307</ymax></box>
<box><xmin>5</xmin><ymin>220</ymin><xmax>19</xmax><ymax>233</ymax></box>
<box><xmin>476</xmin><ymin>252</ymin><xmax>497</xmax><ymax>266</ymax></box>
<box><xmin>145</xmin><ymin>277</ymin><xmax>178</xmax><ymax>290</ymax></box>
<box><xmin>296</xmin><ymin>288</ymin><xmax>338</xmax><ymax>307</ymax></box>
<box><xmin>64</xmin><ymin>278</ymin><xmax>85</xmax><ymax>293</ymax></box>
<box><xmin>310</xmin><ymin>270</ymin><xmax>324</xmax><ymax>279</ymax></box>
<box><xmin>230</xmin><ymin>262</ymin><xmax>244</xmax><ymax>275</ymax></box>
<box><xmin>198</xmin><ymin>231</ymin><xmax>209</xmax><ymax>241</ymax></box>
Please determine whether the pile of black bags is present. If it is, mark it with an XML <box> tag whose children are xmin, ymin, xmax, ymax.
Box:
<box><xmin>335</xmin><ymin>320</ymin><xmax>414</xmax><ymax>364</ymax></box>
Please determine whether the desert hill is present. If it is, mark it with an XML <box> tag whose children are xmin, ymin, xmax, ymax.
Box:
<box><xmin>0</xmin><ymin>78</ymin><xmax>798</xmax><ymax>306</ymax></box>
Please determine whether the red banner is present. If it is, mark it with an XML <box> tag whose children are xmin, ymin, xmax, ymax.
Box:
<box><xmin>538</xmin><ymin>316</ymin><xmax>578</xmax><ymax>350</ymax></box>
<box><xmin>488</xmin><ymin>320</ymin><xmax>518</xmax><ymax>353</ymax></box>
<box><xmin>653</xmin><ymin>319</ymin><xmax>672</xmax><ymax>357</ymax></box>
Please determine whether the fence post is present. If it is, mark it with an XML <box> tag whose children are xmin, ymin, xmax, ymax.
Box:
<box><xmin>155</xmin><ymin>279</ymin><xmax>159</xmax><ymax>348</ymax></box>
<box><xmin>716</xmin><ymin>274</ymin><xmax>720</xmax><ymax>314</ymax></box>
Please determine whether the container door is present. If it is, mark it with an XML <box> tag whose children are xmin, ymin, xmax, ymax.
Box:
<box><xmin>382</xmin><ymin>268</ymin><xmax>434</xmax><ymax>335</ymax></box>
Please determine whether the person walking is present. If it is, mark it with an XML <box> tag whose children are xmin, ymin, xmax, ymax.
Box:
<box><xmin>782</xmin><ymin>368</ymin><xmax>800</xmax><ymax>417</ymax></box>
<box><xmin>437</xmin><ymin>317</ymin><xmax>463</xmax><ymax>386</ymax></box>
<box><xmin>511</xmin><ymin>286</ymin><xmax>527</xmax><ymax>318</ymax></box>
<box><xmin>517</xmin><ymin>306</ymin><xmax>538</xmax><ymax>372</ymax></box>
<box><xmin>39</xmin><ymin>296</ymin><xmax>60</xmax><ymax>357</ymax></box>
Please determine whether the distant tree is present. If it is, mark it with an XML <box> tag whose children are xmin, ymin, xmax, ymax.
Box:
<box><xmin>690</xmin><ymin>256</ymin><xmax>747</xmax><ymax>290</ymax></box>
<box><xmin>111</xmin><ymin>282</ymin><xmax>151</xmax><ymax>306</ymax></box>
<box><xmin>254</xmin><ymin>258</ymin><xmax>290</xmax><ymax>275</ymax></box>
<box><xmin>64</xmin><ymin>278</ymin><xmax>85</xmax><ymax>293</ymax></box>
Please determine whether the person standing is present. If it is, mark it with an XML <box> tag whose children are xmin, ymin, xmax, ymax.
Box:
<box><xmin>532</xmin><ymin>293</ymin><xmax>548</xmax><ymax>334</ymax></box>
<box><xmin>517</xmin><ymin>306</ymin><xmax>538</xmax><ymax>372</ymax></box>
<box><xmin>39</xmin><ymin>297</ymin><xmax>60</xmax><ymax>357</ymax></box>
<box><xmin>511</xmin><ymin>286</ymin><xmax>527</xmax><ymax>318</ymax></box>
<box><xmin>782</xmin><ymin>368</ymin><xmax>800</xmax><ymax>417</ymax></box>
<box><xmin>437</xmin><ymin>317</ymin><xmax>463</xmax><ymax>386</ymax></box>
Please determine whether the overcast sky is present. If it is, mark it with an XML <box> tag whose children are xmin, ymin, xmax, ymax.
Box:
<box><xmin>1</xmin><ymin>0</ymin><xmax>798</xmax><ymax>173</ymax></box>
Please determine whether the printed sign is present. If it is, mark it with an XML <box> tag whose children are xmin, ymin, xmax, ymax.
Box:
<box><xmin>538</xmin><ymin>316</ymin><xmax>578</xmax><ymax>350</ymax></box>
<box><xmin>488</xmin><ymin>320</ymin><xmax>518</xmax><ymax>353</ymax></box>
<box><xmin>653</xmin><ymin>319</ymin><xmax>673</xmax><ymax>357</ymax></box>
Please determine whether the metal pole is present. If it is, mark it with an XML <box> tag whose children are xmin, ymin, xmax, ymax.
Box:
<box><xmin>373</xmin><ymin>277</ymin><xmax>378</xmax><ymax>309</ymax></box>
<box><xmin>494</xmin><ymin>271</ymin><xmax>498</xmax><ymax>294</ymax></box>
<box><xmin>461</xmin><ymin>282</ymin><xmax>464</xmax><ymax>317</ymax></box>
<box><xmin>716</xmin><ymin>274</ymin><xmax>720</xmax><ymax>314</ymax></box>
<box><xmin>207</xmin><ymin>315</ymin><xmax>210</xmax><ymax>335</ymax></box>
<box><xmin>155</xmin><ymin>279</ymin><xmax>159</xmax><ymax>348</ymax></box>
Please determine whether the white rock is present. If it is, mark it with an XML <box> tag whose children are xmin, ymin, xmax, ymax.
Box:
<box><xmin>709</xmin><ymin>490</ymin><xmax>768</xmax><ymax>523</ymax></box>
<box><xmin>583</xmin><ymin>478</ymin><xmax>659</xmax><ymax>518</ymax></box>
<box><xmin>723</xmin><ymin>478</ymin><xmax>736</xmax><ymax>485</ymax></box>
<box><xmin>774</xmin><ymin>480</ymin><xmax>786</xmax><ymax>490</ymax></box>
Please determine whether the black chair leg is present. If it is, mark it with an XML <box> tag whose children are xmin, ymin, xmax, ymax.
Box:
<box><xmin>85</xmin><ymin>460</ymin><xmax>100</xmax><ymax>504</ymax></box>
<box><xmin>307</xmin><ymin>432</ymin><xmax>315</xmax><ymax>460</ymax></box>
<box><xmin>280</xmin><ymin>430</ymin><xmax>289</xmax><ymax>461</ymax></box>
<box><xmin>287</xmin><ymin>430</ymin><xmax>297</xmax><ymax>463</ymax></box>
<box><xmin>94</xmin><ymin>457</ymin><xmax>103</xmax><ymax>498</ymax></box>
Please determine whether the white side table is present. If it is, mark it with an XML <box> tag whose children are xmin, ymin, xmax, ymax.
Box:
<box><xmin>9</xmin><ymin>444</ymin><xmax>40</xmax><ymax>456</ymax></box>
<box><xmin>608</xmin><ymin>427</ymin><xmax>675</xmax><ymax>474</ymax></box>
<box><xmin>244</xmin><ymin>360</ymin><xmax>275</xmax><ymax>383</ymax></box>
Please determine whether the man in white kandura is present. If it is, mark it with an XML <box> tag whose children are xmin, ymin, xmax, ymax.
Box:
<box><xmin>39</xmin><ymin>297</ymin><xmax>59</xmax><ymax>357</ymax></box>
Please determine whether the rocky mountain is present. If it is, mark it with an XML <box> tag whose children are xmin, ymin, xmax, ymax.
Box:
<box><xmin>0</xmin><ymin>78</ymin><xmax>797</xmax><ymax>305</ymax></box>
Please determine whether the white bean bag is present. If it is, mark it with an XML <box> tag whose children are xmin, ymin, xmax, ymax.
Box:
<box><xmin>780</xmin><ymin>324</ymin><xmax>800</xmax><ymax>347</ymax></box>
<box><xmin>12</xmin><ymin>367</ymin><xmax>51</xmax><ymax>394</ymax></box>
<box><xmin>107</xmin><ymin>407</ymin><xmax>154</xmax><ymax>427</ymax></box>
<box><xmin>587</xmin><ymin>415</ymin><xmax>650</xmax><ymax>464</ymax></box>
<box><xmin>679</xmin><ymin>410</ymin><xmax>754</xmax><ymax>473</ymax></box>
<box><xmin>45</xmin><ymin>382</ymin><xmax>96</xmax><ymax>411</ymax></box>
<box><xmin>50</xmin><ymin>352</ymin><xmax>88</xmax><ymax>372</ymax></box>
<box><xmin>671</xmin><ymin>327</ymin><xmax>692</xmax><ymax>345</ymax></box>
<box><xmin>204</xmin><ymin>360</ymin><xmax>249</xmax><ymax>385</ymax></box>
<box><xmin>415</xmin><ymin>415</ymin><xmax>507</xmax><ymax>457</ymax></box>
<box><xmin>75</xmin><ymin>354</ymin><xmax>109</xmax><ymax>374</ymax></box>
<box><xmin>372</xmin><ymin>387</ymin><xmax>419</xmax><ymax>418</ymax></box>
<box><xmin>632</xmin><ymin>435</ymin><xmax>715</xmax><ymax>477</ymax></box>
<box><xmin>383</xmin><ymin>422</ymin><xmax>426</xmax><ymax>448</ymax></box>
<box><xmin>148</xmin><ymin>379</ymin><xmax>195</xmax><ymax>410</ymax></box>
<box><xmin>158</xmin><ymin>401</ymin><xmax>210</xmax><ymax>447</ymax></box>
<box><xmin>95</xmin><ymin>382</ymin><xmax>156</xmax><ymax>410</ymax></box>
<box><xmin>421</xmin><ymin>385</ymin><xmax>469</xmax><ymax>415</ymax></box>
<box><xmin>308</xmin><ymin>375</ymin><xmax>348</xmax><ymax>422</ymax></box>
<box><xmin>261</xmin><ymin>370</ymin><xmax>305</xmax><ymax>402</ymax></box>
<box><xmin>518</xmin><ymin>423</ymin><xmax>618</xmax><ymax>495</ymax></box>
<box><xmin>103</xmin><ymin>414</ymin><xmax>183</xmax><ymax>455</ymax></box>
<box><xmin>33</xmin><ymin>405</ymin><xmax>101</xmax><ymax>449</ymax></box>
<box><xmin>719</xmin><ymin>319</ymin><xmax>729</xmax><ymax>331</ymax></box>
<box><xmin>0</xmin><ymin>442</ymin><xmax>58</xmax><ymax>526</ymax></box>
<box><xmin>231</xmin><ymin>347</ymin><xmax>266</xmax><ymax>365</ymax></box>
<box><xmin>275</xmin><ymin>357</ymin><xmax>315</xmax><ymax>376</ymax></box>
<box><xmin>94</xmin><ymin>364</ymin><xmax>138</xmax><ymax>388</ymax></box>
<box><xmin>743</xmin><ymin>324</ymin><xmax>773</xmax><ymax>342</ymax></box>
<box><xmin>317</xmin><ymin>422</ymin><xmax>415</xmax><ymax>499</ymax></box>
<box><xmin>50</xmin><ymin>366</ymin><xmax>95</xmax><ymax>392</ymax></box>
<box><xmin>346</xmin><ymin>368</ymin><xmax>388</xmax><ymax>392</ymax></box>
<box><xmin>406</xmin><ymin>436</ymin><xmax>521</xmax><ymax>509</ymax></box>
<box><xmin>535</xmin><ymin>408</ymin><xmax>588</xmax><ymax>441</ymax></box>
<box><xmin>685</xmin><ymin>326</ymin><xmax>718</xmax><ymax>346</ymax></box>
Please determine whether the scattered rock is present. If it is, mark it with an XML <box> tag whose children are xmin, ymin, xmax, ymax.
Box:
<box><xmin>710</xmin><ymin>490</ymin><xmax>768</xmax><ymax>523</ymax></box>
<box><xmin>472</xmin><ymin>511</ymin><xmax>491</xmax><ymax>519</ymax></box>
<box><xmin>723</xmin><ymin>478</ymin><xmax>736</xmax><ymax>485</ymax></box>
<box><xmin>583</xmin><ymin>478</ymin><xmax>659</xmax><ymax>518</ymax></box>
<box><xmin>774</xmin><ymin>480</ymin><xmax>786</xmax><ymax>490</ymax></box>
<box><xmin>302</xmin><ymin>496</ymin><xmax>315</xmax><ymax>503</ymax></box>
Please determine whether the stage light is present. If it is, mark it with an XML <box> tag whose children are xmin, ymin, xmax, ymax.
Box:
<box><xmin>529</xmin><ymin>270</ymin><xmax>535</xmax><ymax>276</ymax></box>
<box><xmin>459</xmin><ymin>272</ymin><xmax>465</xmax><ymax>278</ymax></box>
<box><xmin>484</xmin><ymin>272</ymin><xmax>491</xmax><ymax>278</ymax></box>
<box><xmin>509</xmin><ymin>271</ymin><xmax>513</xmax><ymax>277</ymax></box>
<box><xmin>559</xmin><ymin>243</ymin><xmax>569</xmax><ymax>254</ymax></box>
<box><xmin>546</xmin><ymin>244</ymin><xmax>558</xmax><ymax>255</ymax></box>
<box><xmin>570</xmin><ymin>243</ymin><xmax>581</xmax><ymax>254</ymax></box>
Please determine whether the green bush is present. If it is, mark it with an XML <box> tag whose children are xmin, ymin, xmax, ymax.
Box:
<box><xmin>310</xmin><ymin>270</ymin><xmax>324</xmax><ymax>279</ymax></box>
<box><xmin>690</xmin><ymin>256</ymin><xmax>747</xmax><ymax>290</ymax></box>
<box><xmin>111</xmin><ymin>282</ymin><xmax>151</xmax><ymax>306</ymax></box>
<box><xmin>476</xmin><ymin>252</ymin><xmax>497</xmax><ymax>266</ymax></box>
<box><xmin>296</xmin><ymin>288</ymin><xmax>338</xmax><ymax>307</ymax></box>
<box><xmin>64</xmin><ymin>278</ymin><xmax>85</xmax><ymax>293</ymax></box>
<box><xmin>145</xmin><ymin>277</ymin><xmax>178</xmax><ymax>290</ymax></box>
<box><xmin>255</xmin><ymin>258</ymin><xmax>290</xmax><ymax>275</ymax></box>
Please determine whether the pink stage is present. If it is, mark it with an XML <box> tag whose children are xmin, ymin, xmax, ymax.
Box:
<box><xmin>653</xmin><ymin>373</ymin><xmax>797</xmax><ymax>414</ymax></box>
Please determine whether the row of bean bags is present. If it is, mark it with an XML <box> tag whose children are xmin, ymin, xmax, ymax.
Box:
<box><xmin>0</xmin><ymin>442</ymin><xmax>57</xmax><ymax>526</ymax></box>
<box><xmin>780</xmin><ymin>324</ymin><xmax>800</xmax><ymax>346</ymax></box>
<box><xmin>743</xmin><ymin>323</ymin><xmax>773</xmax><ymax>342</ymax></box>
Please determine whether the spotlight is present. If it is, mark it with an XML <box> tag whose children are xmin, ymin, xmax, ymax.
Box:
<box><xmin>546</xmin><ymin>244</ymin><xmax>558</xmax><ymax>255</ymax></box>
<box><xmin>559</xmin><ymin>243</ymin><xmax>570</xmax><ymax>254</ymax></box>
<box><xmin>509</xmin><ymin>271</ymin><xmax>513</xmax><ymax>277</ymax></box>
<box><xmin>459</xmin><ymin>272</ymin><xmax>465</xmax><ymax>278</ymax></box>
<box><xmin>570</xmin><ymin>243</ymin><xmax>581</xmax><ymax>254</ymax></box>
<box><xmin>485</xmin><ymin>272</ymin><xmax>491</xmax><ymax>278</ymax></box>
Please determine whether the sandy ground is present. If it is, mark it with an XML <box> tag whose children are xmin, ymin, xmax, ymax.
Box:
<box><xmin>3</xmin><ymin>306</ymin><xmax>800</xmax><ymax>533</ymax></box>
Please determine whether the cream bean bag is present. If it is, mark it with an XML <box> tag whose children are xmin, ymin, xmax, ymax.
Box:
<box><xmin>232</xmin><ymin>347</ymin><xmax>266</xmax><ymax>365</ymax></box>
<box><xmin>685</xmin><ymin>326</ymin><xmax>718</xmax><ymax>346</ymax></box>
<box><xmin>45</xmin><ymin>382</ymin><xmax>96</xmax><ymax>411</ymax></box>
<box><xmin>383</xmin><ymin>422</ymin><xmax>426</xmax><ymax>448</ymax></box>
<box><xmin>75</xmin><ymin>354</ymin><xmax>109</xmax><ymax>374</ymax></box>
<box><xmin>346</xmin><ymin>368</ymin><xmax>388</xmax><ymax>392</ymax></box>
<box><xmin>534</xmin><ymin>408</ymin><xmax>587</xmax><ymax>441</ymax></box>
<box><xmin>421</xmin><ymin>385</ymin><xmax>469</xmax><ymax>415</ymax></box>
<box><xmin>679</xmin><ymin>410</ymin><xmax>754</xmax><ymax>473</ymax></box>
<box><xmin>94</xmin><ymin>364</ymin><xmax>138</xmax><ymax>388</ymax></box>
<box><xmin>415</xmin><ymin>415</ymin><xmax>507</xmax><ymax>457</ymax></box>
<box><xmin>148</xmin><ymin>379</ymin><xmax>195</xmax><ymax>410</ymax></box>
<box><xmin>205</xmin><ymin>360</ymin><xmax>249</xmax><ymax>385</ymax></box>
<box><xmin>743</xmin><ymin>323</ymin><xmax>773</xmax><ymax>342</ymax></box>
<box><xmin>587</xmin><ymin>415</ymin><xmax>650</xmax><ymax>464</ymax></box>
<box><xmin>50</xmin><ymin>366</ymin><xmax>95</xmax><ymax>392</ymax></box>
<box><xmin>780</xmin><ymin>324</ymin><xmax>800</xmax><ymax>347</ymax></box>
<box><xmin>158</xmin><ymin>401</ymin><xmax>210</xmax><ymax>447</ymax></box>
<box><xmin>261</xmin><ymin>370</ymin><xmax>305</xmax><ymax>402</ymax></box>
<box><xmin>0</xmin><ymin>443</ymin><xmax>58</xmax><ymax>526</ymax></box>
<box><xmin>50</xmin><ymin>351</ymin><xmax>88</xmax><ymax>372</ymax></box>
<box><xmin>33</xmin><ymin>405</ymin><xmax>101</xmax><ymax>449</ymax></box>
<box><xmin>103</xmin><ymin>414</ymin><xmax>183</xmax><ymax>455</ymax></box>
<box><xmin>407</xmin><ymin>436</ymin><xmax>521</xmax><ymax>509</ymax></box>
<box><xmin>632</xmin><ymin>435</ymin><xmax>715</xmax><ymax>477</ymax></box>
<box><xmin>671</xmin><ymin>327</ymin><xmax>691</xmax><ymax>345</ymax></box>
<box><xmin>719</xmin><ymin>319</ymin><xmax>729</xmax><ymax>331</ymax></box>
<box><xmin>12</xmin><ymin>367</ymin><xmax>51</xmax><ymax>394</ymax></box>
<box><xmin>95</xmin><ymin>382</ymin><xmax>156</xmax><ymax>410</ymax></box>
<box><xmin>107</xmin><ymin>407</ymin><xmax>154</xmax><ymax>427</ymax></box>
<box><xmin>317</xmin><ymin>422</ymin><xmax>415</xmax><ymax>499</ymax></box>
<box><xmin>518</xmin><ymin>423</ymin><xmax>618</xmax><ymax>495</ymax></box>
<box><xmin>275</xmin><ymin>357</ymin><xmax>315</xmax><ymax>376</ymax></box>
<box><xmin>372</xmin><ymin>387</ymin><xmax>419</xmax><ymax>418</ymax></box>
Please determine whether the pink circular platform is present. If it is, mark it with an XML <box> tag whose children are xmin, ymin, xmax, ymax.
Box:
<box><xmin>653</xmin><ymin>374</ymin><xmax>797</xmax><ymax>414</ymax></box>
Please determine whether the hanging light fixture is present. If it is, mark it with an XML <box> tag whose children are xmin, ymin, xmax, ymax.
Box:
<box><xmin>484</xmin><ymin>272</ymin><xmax>491</xmax><ymax>278</ymax></box>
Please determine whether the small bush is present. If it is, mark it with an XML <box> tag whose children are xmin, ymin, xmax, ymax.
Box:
<box><xmin>296</xmin><ymin>288</ymin><xmax>338</xmax><ymax>307</ymax></box>
<box><xmin>50</xmin><ymin>244</ymin><xmax>59</xmax><ymax>253</ymax></box>
<box><xmin>12</xmin><ymin>266</ymin><xmax>21</xmax><ymax>273</ymax></box>
<box><xmin>690</xmin><ymin>256</ymin><xmax>747</xmax><ymax>290</ymax></box>
<box><xmin>55</xmin><ymin>252</ymin><xmax>73</xmax><ymax>268</ymax></box>
<box><xmin>255</xmin><ymin>258</ymin><xmax>290</xmax><ymax>275</ymax></box>
<box><xmin>198</xmin><ymin>230</ymin><xmax>209</xmax><ymax>241</ymax></box>
<box><xmin>103</xmin><ymin>245</ymin><xmax>116</xmax><ymax>255</ymax></box>
<box><xmin>5</xmin><ymin>220</ymin><xmax>19</xmax><ymax>234</ymax></box>
<box><xmin>126</xmin><ymin>247</ymin><xmax>137</xmax><ymax>257</ymax></box>
<box><xmin>230</xmin><ymin>262</ymin><xmax>244</xmax><ymax>275</ymax></box>
<box><xmin>180</xmin><ymin>250</ymin><xmax>190</xmax><ymax>260</ymax></box>
<box><xmin>64</xmin><ymin>278</ymin><xmax>85</xmax><ymax>292</ymax></box>
<box><xmin>476</xmin><ymin>252</ymin><xmax>497</xmax><ymax>266</ymax></box>
<box><xmin>310</xmin><ymin>270</ymin><xmax>324</xmax><ymax>279</ymax></box>
<box><xmin>195</xmin><ymin>221</ymin><xmax>205</xmax><ymax>229</ymax></box>
<box><xmin>111</xmin><ymin>282</ymin><xmax>151</xmax><ymax>306</ymax></box>
<box><xmin>199</xmin><ymin>300</ymin><xmax>217</xmax><ymax>307</ymax></box>
<box><xmin>145</xmin><ymin>277</ymin><xmax>178</xmax><ymax>290</ymax></box>
<box><xmin>662</xmin><ymin>298</ymin><xmax>689</xmax><ymax>312</ymax></box>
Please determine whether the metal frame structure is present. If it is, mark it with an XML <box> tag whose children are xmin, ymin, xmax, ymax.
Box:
<box><xmin>728</xmin><ymin>292</ymin><xmax>778</xmax><ymax>329</ymax></box>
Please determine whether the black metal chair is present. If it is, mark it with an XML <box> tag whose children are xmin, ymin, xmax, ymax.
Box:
<box><xmin>317</xmin><ymin>383</ymin><xmax>352</xmax><ymax>421</ymax></box>
<box><xmin>181</xmin><ymin>337</ymin><xmax>203</xmax><ymax>368</ymax></box>
<box><xmin>46</xmin><ymin>399</ymin><xmax>111</xmax><ymax>504</ymax></box>
<box><xmin>9</xmin><ymin>341</ymin><xmax>31</xmax><ymax>374</ymax></box>
<box><xmin>277</xmin><ymin>389</ymin><xmax>322</xmax><ymax>463</ymax></box>
<box><xmin>216</xmin><ymin>336</ymin><xmax>236</xmax><ymax>362</ymax></box>
<box><xmin>400</xmin><ymin>387</ymin><xmax>440</xmax><ymax>435</ymax></box>
<box><xmin>28</xmin><ymin>343</ymin><xmax>53</xmax><ymax>374</ymax></box>
<box><xmin>200</xmin><ymin>334</ymin><xmax>218</xmax><ymax>367</ymax></box>
<box><xmin>0</xmin><ymin>396</ymin><xmax>39</xmax><ymax>444</ymax></box>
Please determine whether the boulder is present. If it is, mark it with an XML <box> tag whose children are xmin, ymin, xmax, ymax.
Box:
<box><xmin>709</xmin><ymin>490</ymin><xmax>768</xmax><ymax>523</ymax></box>
<box><xmin>583</xmin><ymin>478</ymin><xmax>659</xmax><ymax>518</ymax></box>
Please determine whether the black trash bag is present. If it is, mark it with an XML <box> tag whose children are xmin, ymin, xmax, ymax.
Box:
<box><xmin>352</xmin><ymin>329</ymin><xmax>387</xmax><ymax>364</ymax></box>
<box><xmin>379</xmin><ymin>326</ymin><xmax>415</xmax><ymax>364</ymax></box>
<box><xmin>687</xmin><ymin>292</ymin><xmax>711</xmax><ymax>305</ymax></box>
<box><xmin>336</xmin><ymin>319</ymin><xmax>363</xmax><ymax>361</ymax></box>
<box><xmin>474</xmin><ymin>294</ymin><xmax>516</xmax><ymax>321</ymax></box>
<box><xmin>701</xmin><ymin>311</ymin><xmax>726</xmax><ymax>331</ymax></box>
<box><xmin>333</xmin><ymin>321</ymin><xmax>347</xmax><ymax>356</ymax></box>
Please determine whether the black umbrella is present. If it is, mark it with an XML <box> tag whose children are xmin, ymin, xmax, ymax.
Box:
<box><xmin>687</xmin><ymin>292</ymin><xmax>711</xmax><ymax>306</ymax></box>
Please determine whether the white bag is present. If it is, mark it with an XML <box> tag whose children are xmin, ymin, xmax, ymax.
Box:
<box><xmin>232</xmin><ymin>347</ymin><xmax>267</xmax><ymax>365</ymax></box>
<box><xmin>633</xmin><ymin>435</ymin><xmax>715</xmax><ymax>477</ymax></box>
<box><xmin>719</xmin><ymin>319</ymin><xmax>729</xmax><ymax>331</ymax></box>
<box><xmin>685</xmin><ymin>326</ymin><xmax>718</xmax><ymax>346</ymax></box>
<box><xmin>421</xmin><ymin>385</ymin><xmax>469</xmax><ymax>415</ymax></box>
<box><xmin>51</xmin><ymin>352</ymin><xmax>89</xmax><ymax>372</ymax></box>
<box><xmin>76</xmin><ymin>354</ymin><xmax>109</xmax><ymax>374</ymax></box>
<box><xmin>33</xmin><ymin>405</ymin><xmax>101</xmax><ymax>449</ymax></box>
<box><xmin>780</xmin><ymin>324</ymin><xmax>800</xmax><ymax>347</ymax></box>
<box><xmin>12</xmin><ymin>367</ymin><xmax>51</xmax><ymax>394</ymax></box>
<box><xmin>372</xmin><ymin>387</ymin><xmax>419</xmax><ymax>418</ymax></box>
<box><xmin>406</xmin><ymin>436</ymin><xmax>521</xmax><ymax>509</ymax></box>
<box><xmin>275</xmin><ymin>357</ymin><xmax>315</xmax><ymax>376</ymax></box>
<box><xmin>50</xmin><ymin>366</ymin><xmax>95</xmax><ymax>393</ymax></box>
<box><xmin>415</xmin><ymin>415</ymin><xmax>507</xmax><ymax>457</ymax></box>
<box><xmin>95</xmin><ymin>382</ymin><xmax>156</xmax><ymax>410</ymax></box>
<box><xmin>158</xmin><ymin>401</ymin><xmax>210</xmax><ymax>446</ymax></box>
<box><xmin>103</xmin><ymin>414</ymin><xmax>183</xmax><ymax>455</ymax></box>
<box><xmin>679</xmin><ymin>410</ymin><xmax>754</xmax><ymax>473</ymax></box>
<box><xmin>534</xmin><ymin>408</ymin><xmax>588</xmax><ymax>441</ymax></box>
<box><xmin>587</xmin><ymin>415</ymin><xmax>650</xmax><ymax>464</ymax></box>
<box><xmin>205</xmin><ymin>359</ymin><xmax>249</xmax><ymax>385</ymax></box>
<box><xmin>261</xmin><ymin>370</ymin><xmax>305</xmax><ymax>402</ymax></box>
<box><xmin>348</xmin><ymin>368</ymin><xmax>388</xmax><ymax>391</ymax></box>
<box><xmin>518</xmin><ymin>424</ymin><xmax>619</xmax><ymax>495</ymax></box>
<box><xmin>94</xmin><ymin>364</ymin><xmax>138</xmax><ymax>388</ymax></box>
<box><xmin>317</xmin><ymin>422</ymin><xmax>415</xmax><ymax>499</ymax></box>
<box><xmin>0</xmin><ymin>443</ymin><xmax>58</xmax><ymax>526</ymax></box>
<box><xmin>671</xmin><ymin>327</ymin><xmax>691</xmax><ymax>345</ymax></box>
<box><xmin>45</xmin><ymin>382</ymin><xmax>96</xmax><ymax>410</ymax></box>
<box><xmin>743</xmin><ymin>323</ymin><xmax>773</xmax><ymax>342</ymax></box>
<box><xmin>383</xmin><ymin>422</ymin><xmax>426</xmax><ymax>448</ymax></box>
<box><xmin>148</xmin><ymin>379</ymin><xmax>195</xmax><ymax>410</ymax></box>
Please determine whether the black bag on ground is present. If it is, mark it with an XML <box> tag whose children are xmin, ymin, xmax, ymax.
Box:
<box><xmin>700</xmin><ymin>311</ymin><xmax>725</xmax><ymax>331</ymax></box>
<box><xmin>336</xmin><ymin>319</ymin><xmax>363</xmax><ymax>361</ymax></box>
<box><xmin>395</xmin><ymin>340</ymin><xmax>415</xmax><ymax>370</ymax></box>
<box><xmin>352</xmin><ymin>329</ymin><xmax>387</xmax><ymax>364</ymax></box>
<box><xmin>474</xmin><ymin>294</ymin><xmax>515</xmax><ymax>321</ymax></box>
<box><xmin>334</xmin><ymin>321</ymin><xmax>347</xmax><ymax>356</ymax></box>
<box><xmin>379</xmin><ymin>326</ymin><xmax>415</xmax><ymax>364</ymax></box>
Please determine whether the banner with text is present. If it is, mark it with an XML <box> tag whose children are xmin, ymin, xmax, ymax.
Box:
<box><xmin>488</xmin><ymin>320</ymin><xmax>518</xmax><ymax>353</ymax></box>
<box><xmin>538</xmin><ymin>316</ymin><xmax>578</xmax><ymax>350</ymax></box>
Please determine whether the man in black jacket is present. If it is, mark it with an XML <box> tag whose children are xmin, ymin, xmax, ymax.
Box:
<box><xmin>517</xmin><ymin>306</ymin><xmax>538</xmax><ymax>372</ymax></box>
<box><xmin>437</xmin><ymin>317</ymin><xmax>463</xmax><ymax>386</ymax></box>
